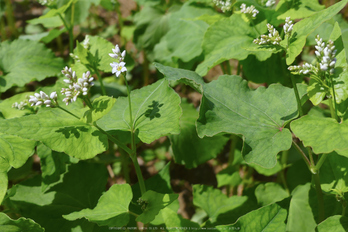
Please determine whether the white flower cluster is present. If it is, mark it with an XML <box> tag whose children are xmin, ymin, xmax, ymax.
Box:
<box><xmin>288</xmin><ymin>63</ymin><xmax>314</xmax><ymax>75</ymax></box>
<box><xmin>240</xmin><ymin>4</ymin><xmax>259</xmax><ymax>19</ymax></box>
<box><xmin>253</xmin><ymin>24</ymin><xmax>282</xmax><ymax>45</ymax></box>
<box><xmin>288</xmin><ymin>35</ymin><xmax>337</xmax><ymax>75</ymax></box>
<box><xmin>261</xmin><ymin>0</ymin><xmax>276</xmax><ymax>7</ymax></box>
<box><xmin>12</xmin><ymin>101</ymin><xmax>27</xmax><ymax>110</ymax></box>
<box><xmin>315</xmin><ymin>35</ymin><xmax>336</xmax><ymax>73</ymax></box>
<box><xmin>82</xmin><ymin>35</ymin><xmax>90</xmax><ymax>49</ymax></box>
<box><xmin>109</xmin><ymin>45</ymin><xmax>127</xmax><ymax>77</ymax></box>
<box><xmin>29</xmin><ymin>91</ymin><xmax>58</xmax><ymax>107</ymax></box>
<box><xmin>38</xmin><ymin>0</ymin><xmax>55</xmax><ymax>5</ymax></box>
<box><xmin>61</xmin><ymin>67</ymin><xmax>94</xmax><ymax>105</ymax></box>
<box><xmin>213</xmin><ymin>0</ymin><xmax>233</xmax><ymax>13</ymax></box>
<box><xmin>283</xmin><ymin>17</ymin><xmax>293</xmax><ymax>36</ymax></box>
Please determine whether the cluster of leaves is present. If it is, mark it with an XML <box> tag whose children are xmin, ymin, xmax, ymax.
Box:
<box><xmin>1</xmin><ymin>0</ymin><xmax>348</xmax><ymax>231</ymax></box>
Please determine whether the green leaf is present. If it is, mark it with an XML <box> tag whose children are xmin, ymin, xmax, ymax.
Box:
<box><xmin>7</xmin><ymin>162</ymin><xmax>109</xmax><ymax>231</ymax></box>
<box><xmin>154</xmin><ymin>62</ymin><xmax>205</xmax><ymax>94</ymax></box>
<box><xmin>316</xmin><ymin>215</ymin><xmax>348</xmax><ymax>232</ymax></box>
<box><xmin>133</xmin><ymin>5</ymin><xmax>172</xmax><ymax>57</ymax></box>
<box><xmin>291</xmin><ymin>115</ymin><xmax>348</xmax><ymax>157</ymax></box>
<box><xmin>286</xmin><ymin>183</ymin><xmax>317</xmax><ymax>232</ymax></box>
<box><xmin>216</xmin><ymin>166</ymin><xmax>242</xmax><ymax>188</ymax></box>
<box><xmin>0</xmin><ymin>40</ymin><xmax>65</xmax><ymax>93</ymax></box>
<box><xmin>155</xmin><ymin>2</ymin><xmax>216</xmax><ymax>64</ymax></box>
<box><xmin>75</xmin><ymin>36</ymin><xmax>117</xmax><ymax>73</ymax></box>
<box><xmin>0</xmin><ymin>108</ymin><xmax>108</xmax><ymax>159</ymax></box>
<box><xmin>64</xmin><ymin>184</ymin><xmax>132</xmax><ymax>227</ymax></box>
<box><xmin>240</xmin><ymin>53</ymin><xmax>292</xmax><ymax>86</ymax></box>
<box><xmin>58</xmin><ymin>0</ymin><xmax>93</xmax><ymax>26</ymax></box>
<box><xmin>168</xmin><ymin>100</ymin><xmax>229</xmax><ymax>169</ymax></box>
<box><xmin>196</xmin><ymin>14</ymin><xmax>272</xmax><ymax>76</ymax></box>
<box><xmin>275</xmin><ymin>0</ymin><xmax>324</xmax><ymax>20</ymax></box>
<box><xmin>0</xmin><ymin>92</ymin><xmax>34</xmax><ymax>119</ymax></box>
<box><xmin>197</xmin><ymin>75</ymin><xmax>306</xmax><ymax>168</ymax></box>
<box><xmin>37</xmin><ymin>143</ymin><xmax>78</xmax><ymax>192</ymax></box>
<box><xmin>0</xmin><ymin>131</ymin><xmax>36</xmax><ymax>203</ymax></box>
<box><xmin>97</xmin><ymin>79</ymin><xmax>181</xmax><ymax>144</ymax></box>
<box><xmin>161</xmin><ymin>207</ymin><xmax>200</xmax><ymax>230</ymax></box>
<box><xmin>286</xmin><ymin>0</ymin><xmax>348</xmax><ymax>65</ymax></box>
<box><xmin>0</xmin><ymin>213</ymin><xmax>44</xmax><ymax>232</ymax></box>
<box><xmin>193</xmin><ymin>185</ymin><xmax>256</xmax><ymax>225</ymax></box>
<box><xmin>136</xmin><ymin>190</ymin><xmax>178</xmax><ymax>224</ymax></box>
<box><xmin>255</xmin><ymin>183</ymin><xmax>289</xmax><ymax>206</ymax></box>
<box><xmin>320</xmin><ymin>152</ymin><xmax>348</xmax><ymax>194</ymax></box>
<box><xmin>216</xmin><ymin>203</ymin><xmax>287</xmax><ymax>232</ymax></box>
<box><xmin>81</xmin><ymin>96</ymin><xmax>116</xmax><ymax>124</ymax></box>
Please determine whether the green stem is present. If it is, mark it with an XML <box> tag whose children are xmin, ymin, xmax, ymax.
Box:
<box><xmin>292</xmin><ymin>140</ymin><xmax>311</xmax><ymax>170</ymax></box>
<box><xmin>280</xmin><ymin>150</ymin><xmax>290</xmax><ymax>195</ymax></box>
<box><xmin>120</xmin><ymin>149</ymin><xmax>131</xmax><ymax>184</ymax></box>
<box><xmin>122</xmin><ymin>73</ymin><xmax>146</xmax><ymax>196</ymax></box>
<box><xmin>0</xmin><ymin>16</ymin><xmax>7</xmax><ymax>40</ymax></box>
<box><xmin>58</xmin><ymin>13</ymin><xmax>73</xmax><ymax>60</ymax></box>
<box><xmin>313</xmin><ymin>172</ymin><xmax>325</xmax><ymax>223</ymax></box>
<box><xmin>342</xmin><ymin>201</ymin><xmax>347</xmax><ymax>217</ymax></box>
<box><xmin>225</xmin><ymin>60</ymin><xmax>231</xmax><ymax>75</ymax></box>
<box><xmin>57</xmin><ymin>106</ymin><xmax>80</xmax><ymax>119</ymax></box>
<box><xmin>308</xmin><ymin>147</ymin><xmax>315</xmax><ymax>167</ymax></box>
<box><xmin>328</xmin><ymin>96</ymin><xmax>338</xmax><ymax>122</ymax></box>
<box><xmin>5</xmin><ymin>0</ymin><xmax>18</xmax><ymax>38</ymax></box>
<box><xmin>290</xmin><ymin>74</ymin><xmax>303</xmax><ymax>117</ymax></box>
<box><xmin>94</xmin><ymin>67</ymin><xmax>106</xmax><ymax>96</ymax></box>
<box><xmin>220</xmin><ymin>63</ymin><xmax>227</xmax><ymax>74</ymax></box>
<box><xmin>315</xmin><ymin>153</ymin><xmax>328</xmax><ymax>171</ymax></box>
<box><xmin>115</xmin><ymin>2</ymin><xmax>124</xmax><ymax>45</ymax></box>
<box><xmin>83</xmin><ymin>96</ymin><xmax>94</xmax><ymax>109</ymax></box>
<box><xmin>329</xmin><ymin>72</ymin><xmax>338</xmax><ymax>122</ymax></box>
<box><xmin>69</xmin><ymin>2</ymin><xmax>75</xmax><ymax>55</ymax></box>
<box><xmin>95</xmin><ymin>125</ymin><xmax>133</xmax><ymax>155</ymax></box>
<box><xmin>143</xmin><ymin>51</ymin><xmax>150</xmax><ymax>86</ymax></box>
<box><xmin>228</xmin><ymin>135</ymin><xmax>238</xmax><ymax>165</ymax></box>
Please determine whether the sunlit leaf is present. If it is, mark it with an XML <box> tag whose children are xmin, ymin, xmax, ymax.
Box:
<box><xmin>97</xmin><ymin>79</ymin><xmax>181</xmax><ymax>144</ymax></box>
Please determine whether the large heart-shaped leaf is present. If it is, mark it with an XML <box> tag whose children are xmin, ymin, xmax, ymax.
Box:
<box><xmin>316</xmin><ymin>215</ymin><xmax>348</xmax><ymax>232</ymax></box>
<box><xmin>0</xmin><ymin>40</ymin><xmax>64</xmax><ymax>93</ymax></box>
<box><xmin>197</xmin><ymin>75</ymin><xmax>306</xmax><ymax>168</ymax></box>
<box><xmin>97</xmin><ymin>79</ymin><xmax>181</xmax><ymax>144</ymax></box>
<box><xmin>64</xmin><ymin>184</ymin><xmax>132</xmax><ymax>227</ymax></box>
<box><xmin>0</xmin><ymin>108</ymin><xmax>108</xmax><ymax>159</ymax></box>
<box><xmin>275</xmin><ymin>0</ymin><xmax>324</xmax><ymax>20</ymax></box>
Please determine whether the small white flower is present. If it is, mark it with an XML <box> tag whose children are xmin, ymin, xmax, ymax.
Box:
<box><xmin>111</xmin><ymin>62</ymin><xmax>127</xmax><ymax>77</ymax></box>
<box><xmin>240</xmin><ymin>4</ymin><xmax>259</xmax><ymax>19</ymax></box>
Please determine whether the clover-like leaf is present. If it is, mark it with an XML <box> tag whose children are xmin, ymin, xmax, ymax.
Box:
<box><xmin>0</xmin><ymin>108</ymin><xmax>108</xmax><ymax>159</ymax></box>
<box><xmin>197</xmin><ymin>75</ymin><xmax>306</xmax><ymax>168</ymax></box>
<box><xmin>97</xmin><ymin>79</ymin><xmax>181</xmax><ymax>144</ymax></box>
<box><xmin>0</xmin><ymin>40</ymin><xmax>65</xmax><ymax>93</ymax></box>
<box><xmin>64</xmin><ymin>184</ymin><xmax>132</xmax><ymax>227</ymax></box>
<box><xmin>291</xmin><ymin>115</ymin><xmax>348</xmax><ymax>157</ymax></box>
<box><xmin>286</xmin><ymin>0</ymin><xmax>348</xmax><ymax>65</ymax></box>
<box><xmin>0</xmin><ymin>213</ymin><xmax>44</xmax><ymax>232</ymax></box>
<box><xmin>136</xmin><ymin>191</ymin><xmax>178</xmax><ymax>224</ymax></box>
